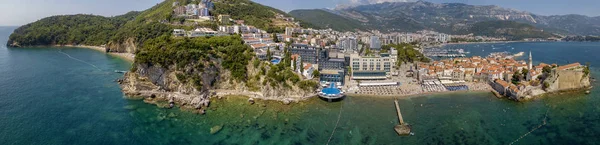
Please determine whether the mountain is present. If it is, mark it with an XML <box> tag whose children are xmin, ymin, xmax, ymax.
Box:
<box><xmin>291</xmin><ymin>0</ymin><xmax>600</xmax><ymax>36</ymax></box>
<box><xmin>469</xmin><ymin>21</ymin><xmax>554</xmax><ymax>40</ymax></box>
<box><xmin>289</xmin><ymin>9</ymin><xmax>367</xmax><ymax>32</ymax></box>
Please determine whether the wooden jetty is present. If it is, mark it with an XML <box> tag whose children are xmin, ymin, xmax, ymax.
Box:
<box><xmin>393</xmin><ymin>100</ymin><xmax>411</xmax><ymax>136</ymax></box>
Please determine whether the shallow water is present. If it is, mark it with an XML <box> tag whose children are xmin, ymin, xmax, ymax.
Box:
<box><xmin>1</xmin><ymin>26</ymin><xmax>600</xmax><ymax>144</ymax></box>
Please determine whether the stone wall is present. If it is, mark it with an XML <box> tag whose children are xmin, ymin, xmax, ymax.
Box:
<box><xmin>555</xmin><ymin>70</ymin><xmax>590</xmax><ymax>91</ymax></box>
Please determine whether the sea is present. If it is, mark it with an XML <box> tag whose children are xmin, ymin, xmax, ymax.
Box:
<box><xmin>1</xmin><ymin>26</ymin><xmax>600</xmax><ymax>145</ymax></box>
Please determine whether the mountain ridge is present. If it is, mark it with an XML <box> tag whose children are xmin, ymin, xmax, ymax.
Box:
<box><xmin>291</xmin><ymin>0</ymin><xmax>600</xmax><ymax>36</ymax></box>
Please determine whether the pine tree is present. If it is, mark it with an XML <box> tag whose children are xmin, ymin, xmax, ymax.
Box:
<box><xmin>293</xmin><ymin>58</ymin><xmax>297</xmax><ymax>72</ymax></box>
<box><xmin>266</xmin><ymin>47</ymin><xmax>272</xmax><ymax>61</ymax></box>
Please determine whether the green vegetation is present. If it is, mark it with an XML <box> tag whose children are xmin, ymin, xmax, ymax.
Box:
<box><xmin>298</xmin><ymin>80</ymin><xmax>319</xmax><ymax>91</ymax></box>
<box><xmin>383</xmin><ymin>43</ymin><xmax>430</xmax><ymax>67</ymax></box>
<box><xmin>136</xmin><ymin>35</ymin><xmax>254</xmax><ymax>83</ymax></box>
<box><xmin>212</xmin><ymin>0</ymin><xmax>300</xmax><ymax>32</ymax></box>
<box><xmin>312</xmin><ymin>70</ymin><xmax>320</xmax><ymax>79</ymax></box>
<box><xmin>512</xmin><ymin>70</ymin><xmax>523</xmax><ymax>85</ymax></box>
<box><xmin>289</xmin><ymin>9</ymin><xmax>365</xmax><ymax>32</ymax></box>
<box><xmin>7</xmin><ymin>0</ymin><xmax>182</xmax><ymax>47</ymax></box>
<box><xmin>469</xmin><ymin>21</ymin><xmax>555</xmax><ymax>40</ymax></box>
<box><xmin>264</xmin><ymin>63</ymin><xmax>301</xmax><ymax>89</ymax></box>
<box><xmin>521</xmin><ymin>68</ymin><xmax>529</xmax><ymax>76</ymax></box>
<box><xmin>542</xmin><ymin>66</ymin><xmax>552</xmax><ymax>74</ymax></box>
<box><xmin>8</xmin><ymin>14</ymin><xmax>135</xmax><ymax>46</ymax></box>
<box><xmin>584</xmin><ymin>62</ymin><xmax>591</xmax><ymax>77</ymax></box>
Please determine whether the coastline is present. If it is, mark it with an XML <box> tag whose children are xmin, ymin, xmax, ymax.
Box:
<box><xmin>347</xmin><ymin>90</ymin><xmax>492</xmax><ymax>99</ymax></box>
<box><xmin>428</xmin><ymin>40</ymin><xmax>527</xmax><ymax>48</ymax></box>
<box><xmin>57</xmin><ymin>45</ymin><xmax>135</xmax><ymax>63</ymax></box>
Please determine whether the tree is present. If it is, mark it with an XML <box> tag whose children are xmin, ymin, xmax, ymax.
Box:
<box><xmin>584</xmin><ymin>62</ymin><xmax>591</xmax><ymax>76</ymax></box>
<box><xmin>272</xmin><ymin>33</ymin><xmax>280</xmax><ymax>43</ymax></box>
<box><xmin>312</xmin><ymin>70</ymin><xmax>320</xmax><ymax>79</ymax></box>
<box><xmin>300</xmin><ymin>61</ymin><xmax>304</xmax><ymax>75</ymax></box>
<box><xmin>266</xmin><ymin>47</ymin><xmax>272</xmax><ymax>61</ymax></box>
<box><xmin>542</xmin><ymin>66</ymin><xmax>552</xmax><ymax>74</ymax></box>
<box><xmin>293</xmin><ymin>59</ymin><xmax>297</xmax><ymax>71</ymax></box>
<box><xmin>512</xmin><ymin>70</ymin><xmax>522</xmax><ymax>85</ymax></box>
<box><xmin>522</xmin><ymin>68</ymin><xmax>529</xmax><ymax>76</ymax></box>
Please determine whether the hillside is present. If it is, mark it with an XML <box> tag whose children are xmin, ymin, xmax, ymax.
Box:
<box><xmin>7</xmin><ymin>14</ymin><xmax>135</xmax><ymax>47</ymax></box>
<box><xmin>469</xmin><ymin>21</ymin><xmax>554</xmax><ymax>40</ymax></box>
<box><xmin>291</xmin><ymin>1</ymin><xmax>600</xmax><ymax>36</ymax></box>
<box><xmin>289</xmin><ymin>9</ymin><xmax>367</xmax><ymax>32</ymax></box>
<box><xmin>7</xmin><ymin>0</ymin><xmax>306</xmax><ymax>50</ymax></box>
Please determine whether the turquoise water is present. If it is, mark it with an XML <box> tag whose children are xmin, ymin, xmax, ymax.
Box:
<box><xmin>2</xmin><ymin>26</ymin><xmax>600</xmax><ymax>145</ymax></box>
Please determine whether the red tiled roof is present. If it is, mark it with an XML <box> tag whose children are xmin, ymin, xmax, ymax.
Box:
<box><xmin>558</xmin><ymin>63</ymin><xmax>581</xmax><ymax>70</ymax></box>
<box><xmin>495</xmin><ymin>79</ymin><xmax>510</xmax><ymax>88</ymax></box>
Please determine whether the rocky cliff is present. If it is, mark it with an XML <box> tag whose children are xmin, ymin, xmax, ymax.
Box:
<box><xmin>120</xmin><ymin>59</ymin><xmax>317</xmax><ymax>112</ymax></box>
<box><xmin>517</xmin><ymin>68</ymin><xmax>591</xmax><ymax>101</ymax></box>
<box><xmin>106</xmin><ymin>38</ymin><xmax>138</xmax><ymax>53</ymax></box>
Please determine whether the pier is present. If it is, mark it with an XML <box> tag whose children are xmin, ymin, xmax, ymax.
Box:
<box><xmin>393</xmin><ymin>100</ymin><xmax>411</xmax><ymax>136</ymax></box>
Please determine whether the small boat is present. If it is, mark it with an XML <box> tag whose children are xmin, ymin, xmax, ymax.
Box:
<box><xmin>114</xmin><ymin>70</ymin><xmax>128</xmax><ymax>73</ymax></box>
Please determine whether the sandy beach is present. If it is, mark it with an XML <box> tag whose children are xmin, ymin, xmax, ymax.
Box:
<box><xmin>60</xmin><ymin>45</ymin><xmax>135</xmax><ymax>62</ymax></box>
<box><xmin>347</xmin><ymin>82</ymin><xmax>493</xmax><ymax>99</ymax></box>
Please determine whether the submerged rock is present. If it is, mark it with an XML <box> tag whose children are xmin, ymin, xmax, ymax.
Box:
<box><xmin>210</xmin><ymin>125</ymin><xmax>223</xmax><ymax>134</ymax></box>
<box><xmin>248</xmin><ymin>98</ymin><xmax>255</xmax><ymax>105</ymax></box>
<box><xmin>283</xmin><ymin>99</ymin><xmax>291</xmax><ymax>105</ymax></box>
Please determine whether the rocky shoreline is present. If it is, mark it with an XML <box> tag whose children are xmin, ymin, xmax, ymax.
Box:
<box><xmin>118</xmin><ymin>68</ymin><xmax>318</xmax><ymax>114</ymax></box>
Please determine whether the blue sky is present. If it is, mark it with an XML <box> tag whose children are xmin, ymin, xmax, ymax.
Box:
<box><xmin>1</xmin><ymin>0</ymin><xmax>599</xmax><ymax>26</ymax></box>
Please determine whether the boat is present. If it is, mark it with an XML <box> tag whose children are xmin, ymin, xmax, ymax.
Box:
<box><xmin>114</xmin><ymin>70</ymin><xmax>127</xmax><ymax>73</ymax></box>
<box><xmin>513</xmin><ymin>52</ymin><xmax>525</xmax><ymax>57</ymax></box>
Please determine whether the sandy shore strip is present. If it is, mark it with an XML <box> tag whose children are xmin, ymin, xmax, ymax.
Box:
<box><xmin>59</xmin><ymin>45</ymin><xmax>135</xmax><ymax>62</ymax></box>
<box><xmin>347</xmin><ymin>90</ymin><xmax>493</xmax><ymax>99</ymax></box>
<box><xmin>347</xmin><ymin>82</ymin><xmax>493</xmax><ymax>99</ymax></box>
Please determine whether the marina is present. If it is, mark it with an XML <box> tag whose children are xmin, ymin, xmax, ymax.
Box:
<box><xmin>423</xmin><ymin>48</ymin><xmax>469</xmax><ymax>58</ymax></box>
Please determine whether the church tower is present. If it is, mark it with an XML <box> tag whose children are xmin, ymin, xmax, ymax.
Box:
<box><xmin>528</xmin><ymin>51</ymin><xmax>533</xmax><ymax>70</ymax></box>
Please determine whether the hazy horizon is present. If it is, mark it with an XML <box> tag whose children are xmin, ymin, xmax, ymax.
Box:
<box><xmin>1</xmin><ymin>0</ymin><xmax>599</xmax><ymax>26</ymax></box>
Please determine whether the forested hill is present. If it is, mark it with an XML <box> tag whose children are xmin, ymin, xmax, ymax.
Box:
<box><xmin>289</xmin><ymin>9</ymin><xmax>366</xmax><ymax>32</ymax></box>
<box><xmin>6</xmin><ymin>0</ymin><xmax>310</xmax><ymax>50</ymax></box>
<box><xmin>7</xmin><ymin>14</ymin><xmax>132</xmax><ymax>47</ymax></box>
<box><xmin>469</xmin><ymin>21</ymin><xmax>555</xmax><ymax>40</ymax></box>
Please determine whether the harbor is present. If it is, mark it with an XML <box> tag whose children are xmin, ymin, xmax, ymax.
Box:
<box><xmin>423</xmin><ymin>48</ymin><xmax>469</xmax><ymax>58</ymax></box>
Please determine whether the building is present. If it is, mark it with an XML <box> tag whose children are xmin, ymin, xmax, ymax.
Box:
<box><xmin>218</xmin><ymin>15</ymin><xmax>230</xmax><ymax>24</ymax></box>
<box><xmin>199</xmin><ymin>8</ymin><xmax>210</xmax><ymax>16</ymax></box>
<box><xmin>451</xmin><ymin>69</ymin><xmax>465</xmax><ymax>81</ymax></box>
<box><xmin>338</xmin><ymin>37</ymin><xmax>358</xmax><ymax>53</ymax></box>
<box><xmin>173</xmin><ymin>29</ymin><xmax>186</xmax><ymax>37</ymax></box>
<box><xmin>492</xmin><ymin>79</ymin><xmax>510</xmax><ymax>95</ymax></box>
<box><xmin>319</xmin><ymin>58</ymin><xmax>345</xmax><ymax>70</ymax></box>
<box><xmin>370</xmin><ymin>36</ymin><xmax>381</xmax><ymax>50</ymax></box>
<box><xmin>289</xmin><ymin>44</ymin><xmax>318</xmax><ymax>64</ymax></box>
<box><xmin>173</xmin><ymin>6</ymin><xmax>186</xmax><ymax>16</ymax></box>
<box><xmin>285</xmin><ymin>27</ymin><xmax>294</xmax><ymax>36</ymax></box>
<box><xmin>320</xmin><ymin>69</ymin><xmax>346</xmax><ymax>85</ymax></box>
<box><xmin>350</xmin><ymin>53</ymin><xmax>392</xmax><ymax>80</ymax></box>
<box><xmin>528</xmin><ymin>51</ymin><xmax>533</xmax><ymax>70</ymax></box>
<box><xmin>303</xmin><ymin>63</ymin><xmax>315</xmax><ymax>79</ymax></box>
